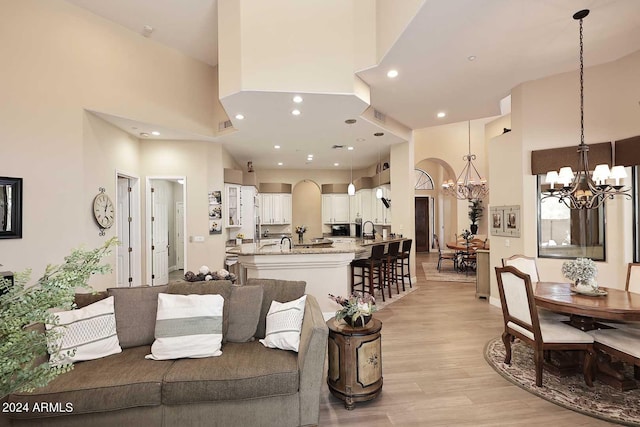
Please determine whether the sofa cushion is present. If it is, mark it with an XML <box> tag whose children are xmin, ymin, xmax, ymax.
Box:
<box><xmin>107</xmin><ymin>285</ymin><xmax>168</xmax><ymax>349</ymax></box>
<box><xmin>227</xmin><ymin>285</ymin><xmax>264</xmax><ymax>342</ymax></box>
<box><xmin>146</xmin><ymin>293</ymin><xmax>224</xmax><ymax>360</ymax></box>
<box><xmin>168</xmin><ymin>281</ymin><xmax>232</xmax><ymax>338</ymax></box>
<box><xmin>162</xmin><ymin>341</ymin><xmax>299</xmax><ymax>404</ymax></box>
<box><xmin>260</xmin><ymin>295</ymin><xmax>307</xmax><ymax>352</ymax></box>
<box><xmin>246</xmin><ymin>279</ymin><xmax>306</xmax><ymax>339</ymax></box>
<box><xmin>74</xmin><ymin>291</ymin><xmax>108</xmax><ymax>308</ymax></box>
<box><xmin>46</xmin><ymin>296</ymin><xmax>122</xmax><ymax>366</ymax></box>
<box><xmin>7</xmin><ymin>346</ymin><xmax>172</xmax><ymax>419</ymax></box>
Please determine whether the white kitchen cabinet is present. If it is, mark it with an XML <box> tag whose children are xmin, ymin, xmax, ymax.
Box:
<box><xmin>323</xmin><ymin>194</ymin><xmax>349</xmax><ymax>223</ymax></box>
<box><xmin>371</xmin><ymin>185</ymin><xmax>391</xmax><ymax>225</ymax></box>
<box><xmin>224</xmin><ymin>184</ymin><xmax>242</xmax><ymax>228</ymax></box>
<box><xmin>260</xmin><ymin>193</ymin><xmax>292</xmax><ymax>224</ymax></box>
<box><xmin>238</xmin><ymin>186</ymin><xmax>258</xmax><ymax>239</ymax></box>
<box><xmin>355</xmin><ymin>189</ymin><xmax>372</xmax><ymax>223</ymax></box>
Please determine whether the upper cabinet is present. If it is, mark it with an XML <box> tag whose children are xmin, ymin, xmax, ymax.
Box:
<box><xmin>371</xmin><ymin>185</ymin><xmax>391</xmax><ymax>225</ymax></box>
<box><xmin>260</xmin><ymin>193</ymin><xmax>292</xmax><ymax>224</ymax></box>
<box><xmin>224</xmin><ymin>183</ymin><xmax>242</xmax><ymax>228</ymax></box>
<box><xmin>322</xmin><ymin>194</ymin><xmax>350</xmax><ymax>224</ymax></box>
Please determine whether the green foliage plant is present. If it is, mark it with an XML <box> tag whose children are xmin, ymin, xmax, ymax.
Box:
<box><xmin>468</xmin><ymin>199</ymin><xmax>483</xmax><ymax>225</ymax></box>
<box><xmin>0</xmin><ymin>237</ymin><xmax>118</xmax><ymax>399</ymax></box>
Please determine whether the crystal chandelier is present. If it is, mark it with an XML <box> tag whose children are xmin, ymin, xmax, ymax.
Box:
<box><xmin>441</xmin><ymin>121</ymin><xmax>489</xmax><ymax>201</ymax></box>
<box><xmin>542</xmin><ymin>9</ymin><xmax>630</xmax><ymax>209</ymax></box>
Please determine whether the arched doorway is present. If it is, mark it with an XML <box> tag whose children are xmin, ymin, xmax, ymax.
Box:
<box><xmin>292</xmin><ymin>180</ymin><xmax>322</xmax><ymax>239</ymax></box>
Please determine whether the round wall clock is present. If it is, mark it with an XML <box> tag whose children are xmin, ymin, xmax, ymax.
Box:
<box><xmin>93</xmin><ymin>188</ymin><xmax>115</xmax><ymax>235</ymax></box>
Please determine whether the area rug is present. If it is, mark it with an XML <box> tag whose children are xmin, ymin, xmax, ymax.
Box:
<box><xmin>484</xmin><ymin>337</ymin><xmax>640</xmax><ymax>426</ymax></box>
<box><xmin>421</xmin><ymin>262</ymin><xmax>475</xmax><ymax>283</ymax></box>
<box><xmin>374</xmin><ymin>282</ymin><xmax>418</xmax><ymax>311</ymax></box>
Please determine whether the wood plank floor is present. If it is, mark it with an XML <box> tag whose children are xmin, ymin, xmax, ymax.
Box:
<box><xmin>318</xmin><ymin>252</ymin><xmax>615</xmax><ymax>426</ymax></box>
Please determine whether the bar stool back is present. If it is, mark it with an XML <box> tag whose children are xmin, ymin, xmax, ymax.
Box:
<box><xmin>396</xmin><ymin>239</ymin><xmax>412</xmax><ymax>290</ymax></box>
<box><xmin>384</xmin><ymin>241</ymin><xmax>401</xmax><ymax>298</ymax></box>
<box><xmin>350</xmin><ymin>244</ymin><xmax>386</xmax><ymax>301</ymax></box>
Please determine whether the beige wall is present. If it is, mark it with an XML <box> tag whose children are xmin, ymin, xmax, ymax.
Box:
<box><xmin>292</xmin><ymin>181</ymin><xmax>322</xmax><ymax>239</ymax></box>
<box><xmin>0</xmin><ymin>0</ymin><xmax>227</xmax><ymax>289</ymax></box>
<box><xmin>488</xmin><ymin>50</ymin><xmax>640</xmax><ymax>304</ymax></box>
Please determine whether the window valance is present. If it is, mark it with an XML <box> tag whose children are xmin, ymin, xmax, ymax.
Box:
<box><xmin>530</xmin><ymin>142</ymin><xmax>611</xmax><ymax>175</ymax></box>
<box><xmin>614</xmin><ymin>135</ymin><xmax>640</xmax><ymax>167</ymax></box>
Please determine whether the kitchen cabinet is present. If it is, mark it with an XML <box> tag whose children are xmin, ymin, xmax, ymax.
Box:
<box><xmin>238</xmin><ymin>186</ymin><xmax>258</xmax><ymax>239</ymax></box>
<box><xmin>323</xmin><ymin>194</ymin><xmax>350</xmax><ymax>224</ymax></box>
<box><xmin>260</xmin><ymin>193</ymin><xmax>292</xmax><ymax>224</ymax></box>
<box><xmin>354</xmin><ymin>189</ymin><xmax>372</xmax><ymax>223</ymax></box>
<box><xmin>371</xmin><ymin>185</ymin><xmax>391</xmax><ymax>225</ymax></box>
<box><xmin>224</xmin><ymin>184</ymin><xmax>242</xmax><ymax>228</ymax></box>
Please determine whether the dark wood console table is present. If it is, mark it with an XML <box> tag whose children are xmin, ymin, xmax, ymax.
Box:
<box><xmin>326</xmin><ymin>317</ymin><xmax>382</xmax><ymax>410</ymax></box>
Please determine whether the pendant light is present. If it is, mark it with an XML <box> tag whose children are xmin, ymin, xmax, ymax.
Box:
<box><xmin>375</xmin><ymin>132</ymin><xmax>383</xmax><ymax>199</ymax></box>
<box><xmin>441</xmin><ymin>121</ymin><xmax>488</xmax><ymax>201</ymax></box>
<box><xmin>541</xmin><ymin>9</ymin><xmax>630</xmax><ymax>209</ymax></box>
<box><xmin>346</xmin><ymin>119</ymin><xmax>356</xmax><ymax>196</ymax></box>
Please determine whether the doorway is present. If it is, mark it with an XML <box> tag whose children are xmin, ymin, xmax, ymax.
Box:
<box><xmin>415</xmin><ymin>197</ymin><xmax>433</xmax><ymax>252</ymax></box>
<box><xmin>116</xmin><ymin>173</ymin><xmax>141</xmax><ymax>287</ymax></box>
<box><xmin>146</xmin><ymin>177</ymin><xmax>186</xmax><ymax>286</ymax></box>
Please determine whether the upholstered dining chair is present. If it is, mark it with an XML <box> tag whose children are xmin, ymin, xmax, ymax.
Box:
<box><xmin>495</xmin><ymin>266</ymin><xmax>595</xmax><ymax>387</ymax></box>
<box><xmin>587</xmin><ymin>327</ymin><xmax>640</xmax><ymax>381</ymax></box>
<box><xmin>626</xmin><ymin>263</ymin><xmax>640</xmax><ymax>294</ymax></box>
<box><xmin>433</xmin><ymin>234</ymin><xmax>456</xmax><ymax>272</ymax></box>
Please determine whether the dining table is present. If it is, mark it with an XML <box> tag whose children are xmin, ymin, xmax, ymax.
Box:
<box><xmin>445</xmin><ymin>241</ymin><xmax>488</xmax><ymax>272</ymax></box>
<box><xmin>534</xmin><ymin>281</ymin><xmax>640</xmax><ymax>390</ymax></box>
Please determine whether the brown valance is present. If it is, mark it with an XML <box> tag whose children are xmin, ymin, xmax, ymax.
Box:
<box><xmin>530</xmin><ymin>142</ymin><xmax>612</xmax><ymax>175</ymax></box>
<box><xmin>615</xmin><ymin>135</ymin><xmax>640</xmax><ymax>166</ymax></box>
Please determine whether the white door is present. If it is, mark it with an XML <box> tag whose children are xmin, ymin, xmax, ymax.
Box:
<box><xmin>333</xmin><ymin>194</ymin><xmax>350</xmax><ymax>223</ymax></box>
<box><xmin>117</xmin><ymin>177</ymin><xmax>131</xmax><ymax>287</ymax></box>
<box><xmin>151</xmin><ymin>180</ymin><xmax>170</xmax><ymax>285</ymax></box>
<box><xmin>175</xmin><ymin>201</ymin><xmax>184</xmax><ymax>270</ymax></box>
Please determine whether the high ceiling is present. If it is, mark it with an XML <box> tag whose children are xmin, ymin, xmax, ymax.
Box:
<box><xmin>66</xmin><ymin>0</ymin><xmax>640</xmax><ymax>170</ymax></box>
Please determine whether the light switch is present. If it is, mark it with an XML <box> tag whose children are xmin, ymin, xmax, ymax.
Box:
<box><xmin>505</xmin><ymin>239</ymin><xmax>510</xmax><ymax>247</ymax></box>
<box><xmin>193</xmin><ymin>236</ymin><xmax>205</xmax><ymax>242</ymax></box>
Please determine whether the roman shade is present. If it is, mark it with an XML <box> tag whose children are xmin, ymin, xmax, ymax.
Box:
<box><xmin>531</xmin><ymin>142</ymin><xmax>612</xmax><ymax>175</ymax></box>
<box><xmin>614</xmin><ymin>136</ymin><xmax>640</xmax><ymax>167</ymax></box>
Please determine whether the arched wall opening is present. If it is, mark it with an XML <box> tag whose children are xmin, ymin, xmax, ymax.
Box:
<box><xmin>292</xmin><ymin>180</ymin><xmax>322</xmax><ymax>239</ymax></box>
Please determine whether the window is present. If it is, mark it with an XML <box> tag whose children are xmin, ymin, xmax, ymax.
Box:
<box><xmin>537</xmin><ymin>175</ymin><xmax>605</xmax><ymax>260</ymax></box>
<box><xmin>414</xmin><ymin>169</ymin><xmax>434</xmax><ymax>190</ymax></box>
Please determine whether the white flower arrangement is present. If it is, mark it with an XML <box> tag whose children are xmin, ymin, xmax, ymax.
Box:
<box><xmin>561</xmin><ymin>257</ymin><xmax>597</xmax><ymax>282</ymax></box>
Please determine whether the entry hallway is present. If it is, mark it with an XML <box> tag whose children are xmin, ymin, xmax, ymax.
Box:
<box><xmin>319</xmin><ymin>253</ymin><xmax>613</xmax><ymax>426</ymax></box>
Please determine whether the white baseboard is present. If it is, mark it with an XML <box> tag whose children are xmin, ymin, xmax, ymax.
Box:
<box><xmin>169</xmin><ymin>265</ymin><xmax>178</xmax><ymax>273</ymax></box>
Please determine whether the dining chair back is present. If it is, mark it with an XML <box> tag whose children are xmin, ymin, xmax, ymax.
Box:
<box><xmin>433</xmin><ymin>234</ymin><xmax>457</xmax><ymax>272</ymax></box>
<box><xmin>626</xmin><ymin>263</ymin><xmax>640</xmax><ymax>294</ymax></box>
<box><xmin>495</xmin><ymin>266</ymin><xmax>594</xmax><ymax>387</ymax></box>
<box><xmin>502</xmin><ymin>254</ymin><xmax>540</xmax><ymax>283</ymax></box>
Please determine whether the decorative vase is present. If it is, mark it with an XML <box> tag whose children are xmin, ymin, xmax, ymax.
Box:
<box><xmin>298</xmin><ymin>233</ymin><xmax>304</xmax><ymax>244</ymax></box>
<box><xmin>344</xmin><ymin>315</ymin><xmax>371</xmax><ymax>328</ymax></box>
<box><xmin>575</xmin><ymin>278</ymin><xmax>598</xmax><ymax>291</ymax></box>
<box><xmin>470</xmin><ymin>224</ymin><xmax>478</xmax><ymax>234</ymax></box>
<box><xmin>236</xmin><ymin>238</ymin><xmax>243</xmax><ymax>246</ymax></box>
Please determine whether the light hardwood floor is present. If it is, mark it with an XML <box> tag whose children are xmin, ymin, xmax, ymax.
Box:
<box><xmin>318</xmin><ymin>252</ymin><xmax>614</xmax><ymax>426</ymax></box>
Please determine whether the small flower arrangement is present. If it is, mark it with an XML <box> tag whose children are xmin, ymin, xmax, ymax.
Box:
<box><xmin>460</xmin><ymin>229</ymin><xmax>473</xmax><ymax>242</ymax></box>
<box><xmin>329</xmin><ymin>293</ymin><xmax>377</xmax><ymax>327</ymax></box>
<box><xmin>295</xmin><ymin>225</ymin><xmax>307</xmax><ymax>235</ymax></box>
<box><xmin>562</xmin><ymin>257</ymin><xmax>597</xmax><ymax>284</ymax></box>
<box><xmin>236</xmin><ymin>233</ymin><xmax>244</xmax><ymax>239</ymax></box>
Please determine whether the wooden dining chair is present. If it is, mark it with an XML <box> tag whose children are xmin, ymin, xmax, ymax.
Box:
<box><xmin>502</xmin><ymin>254</ymin><xmax>540</xmax><ymax>282</ymax></box>
<box><xmin>495</xmin><ymin>266</ymin><xmax>595</xmax><ymax>387</ymax></box>
<box><xmin>626</xmin><ymin>263</ymin><xmax>640</xmax><ymax>294</ymax></box>
<box><xmin>433</xmin><ymin>234</ymin><xmax>456</xmax><ymax>272</ymax></box>
<box><xmin>588</xmin><ymin>327</ymin><xmax>640</xmax><ymax>382</ymax></box>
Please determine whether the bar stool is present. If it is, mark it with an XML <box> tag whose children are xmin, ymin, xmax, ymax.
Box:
<box><xmin>350</xmin><ymin>244</ymin><xmax>386</xmax><ymax>301</ymax></box>
<box><xmin>383</xmin><ymin>241</ymin><xmax>401</xmax><ymax>298</ymax></box>
<box><xmin>396</xmin><ymin>239</ymin><xmax>412</xmax><ymax>291</ymax></box>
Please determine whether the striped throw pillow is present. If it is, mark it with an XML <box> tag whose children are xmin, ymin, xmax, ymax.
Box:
<box><xmin>259</xmin><ymin>295</ymin><xmax>307</xmax><ymax>352</ymax></box>
<box><xmin>46</xmin><ymin>296</ymin><xmax>121</xmax><ymax>366</ymax></box>
<box><xmin>146</xmin><ymin>293</ymin><xmax>224</xmax><ymax>360</ymax></box>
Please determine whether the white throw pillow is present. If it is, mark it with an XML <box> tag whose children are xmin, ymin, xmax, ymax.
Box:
<box><xmin>260</xmin><ymin>295</ymin><xmax>307</xmax><ymax>352</ymax></box>
<box><xmin>146</xmin><ymin>293</ymin><xmax>224</xmax><ymax>360</ymax></box>
<box><xmin>46</xmin><ymin>296</ymin><xmax>121</xmax><ymax>366</ymax></box>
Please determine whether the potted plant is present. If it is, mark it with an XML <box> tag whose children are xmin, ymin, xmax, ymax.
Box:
<box><xmin>468</xmin><ymin>199</ymin><xmax>483</xmax><ymax>234</ymax></box>
<box><xmin>328</xmin><ymin>293</ymin><xmax>377</xmax><ymax>327</ymax></box>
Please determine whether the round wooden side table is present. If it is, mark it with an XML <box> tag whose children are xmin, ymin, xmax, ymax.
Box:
<box><xmin>326</xmin><ymin>317</ymin><xmax>383</xmax><ymax>410</ymax></box>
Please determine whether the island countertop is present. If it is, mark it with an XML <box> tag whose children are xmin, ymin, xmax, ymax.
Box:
<box><xmin>226</xmin><ymin>241</ymin><xmax>368</xmax><ymax>256</ymax></box>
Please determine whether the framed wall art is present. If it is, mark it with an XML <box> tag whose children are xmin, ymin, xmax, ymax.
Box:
<box><xmin>490</xmin><ymin>205</ymin><xmax>521</xmax><ymax>237</ymax></box>
<box><xmin>208</xmin><ymin>190</ymin><xmax>222</xmax><ymax>235</ymax></box>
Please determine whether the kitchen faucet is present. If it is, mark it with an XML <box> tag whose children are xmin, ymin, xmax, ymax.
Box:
<box><xmin>280</xmin><ymin>236</ymin><xmax>292</xmax><ymax>250</ymax></box>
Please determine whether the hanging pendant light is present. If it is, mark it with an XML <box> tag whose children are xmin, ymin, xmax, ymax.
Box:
<box><xmin>346</xmin><ymin>119</ymin><xmax>356</xmax><ymax>196</ymax></box>
<box><xmin>375</xmin><ymin>132</ymin><xmax>384</xmax><ymax>199</ymax></box>
<box><xmin>441</xmin><ymin>121</ymin><xmax>489</xmax><ymax>201</ymax></box>
<box><xmin>541</xmin><ymin>9</ymin><xmax>630</xmax><ymax>209</ymax></box>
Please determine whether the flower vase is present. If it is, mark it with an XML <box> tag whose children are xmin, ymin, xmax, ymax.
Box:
<box><xmin>298</xmin><ymin>233</ymin><xmax>304</xmax><ymax>244</ymax></box>
<box><xmin>345</xmin><ymin>315</ymin><xmax>371</xmax><ymax>328</ymax></box>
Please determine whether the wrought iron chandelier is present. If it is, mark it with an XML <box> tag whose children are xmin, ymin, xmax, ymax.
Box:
<box><xmin>441</xmin><ymin>121</ymin><xmax>489</xmax><ymax>201</ymax></box>
<box><xmin>542</xmin><ymin>9</ymin><xmax>630</xmax><ymax>209</ymax></box>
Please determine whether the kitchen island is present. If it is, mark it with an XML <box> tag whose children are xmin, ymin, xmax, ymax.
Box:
<box><xmin>226</xmin><ymin>237</ymin><xmax>406</xmax><ymax>315</ymax></box>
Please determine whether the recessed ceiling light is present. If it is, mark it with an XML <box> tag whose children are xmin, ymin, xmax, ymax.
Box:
<box><xmin>308</xmin><ymin>154</ymin><xmax>314</xmax><ymax>158</ymax></box>
<box><xmin>437</xmin><ymin>112</ymin><xmax>446</xmax><ymax>118</ymax></box>
<box><xmin>151</xmin><ymin>131</ymin><xmax>161</xmax><ymax>136</ymax></box>
<box><xmin>277</xmin><ymin>162</ymin><xmax>283</xmax><ymax>166</ymax></box>
<box><xmin>468</xmin><ymin>55</ymin><xmax>477</xmax><ymax>61</ymax></box>
<box><xmin>274</xmin><ymin>145</ymin><xmax>280</xmax><ymax>149</ymax></box>
<box><xmin>139</xmin><ymin>132</ymin><xmax>150</xmax><ymax>137</ymax></box>
<box><xmin>387</xmin><ymin>69</ymin><xmax>399</xmax><ymax>78</ymax></box>
<box><xmin>291</xmin><ymin>109</ymin><xmax>301</xmax><ymax>116</ymax></box>
<box><xmin>235</xmin><ymin>114</ymin><xmax>244</xmax><ymax>120</ymax></box>
<box><xmin>293</xmin><ymin>95</ymin><xmax>303</xmax><ymax>103</ymax></box>
<box><xmin>347</xmin><ymin>146</ymin><xmax>354</xmax><ymax>151</ymax></box>
<box><xmin>334</xmin><ymin>163</ymin><xmax>340</xmax><ymax>166</ymax></box>
<box><xmin>142</xmin><ymin>25</ymin><xmax>154</xmax><ymax>38</ymax></box>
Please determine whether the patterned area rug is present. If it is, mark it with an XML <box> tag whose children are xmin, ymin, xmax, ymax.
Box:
<box><xmin>421</xmin><ymin>261</ymin><xmax>475</xmax><ymax>283</ymax></box>
<box><xmin>484</xmin><ymin>337</ymin><xmax>640</xmax><ymax>426</ymax></box>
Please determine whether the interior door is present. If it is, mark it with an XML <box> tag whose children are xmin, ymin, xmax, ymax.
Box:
<box><xmin>415</xmin><ymin>197</ymin><xmax>430</xmax><ymax>252</ymax></box>
<box><xmin>117</xmin><ymin>177</ymin><xmax>131</xmax><ymax>286</ymax></box>
<box><xmin>151</xmin><ymin>180</ymin><xmax>169</xmax><ymax>285</ymax></box>
<box><xmin>175</xmin><ymin>201</ymin><xmax>184</xmax><ymax>270</ymax></box>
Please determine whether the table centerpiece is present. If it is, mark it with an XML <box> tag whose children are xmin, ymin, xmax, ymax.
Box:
<box><xmin>329</xmin><ymin>293</ymin><xmax>377</xmax><ymax>327</ymax></box>
<box><xmin>562</xmin><ymin>257</ymin><xmax>598</xmax><ymax>293</ymax></box>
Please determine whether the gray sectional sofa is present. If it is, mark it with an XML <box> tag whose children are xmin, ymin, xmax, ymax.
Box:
<box><xmin>1</xmin><ymin>279</ymin><xmax>328</xmax><ymax>427</ymax></box>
